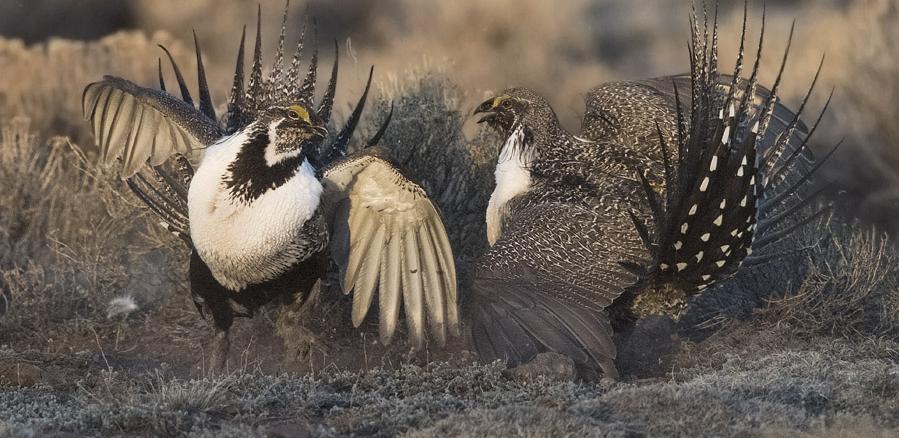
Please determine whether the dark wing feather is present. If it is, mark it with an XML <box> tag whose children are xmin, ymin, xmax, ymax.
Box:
<box><xmin>469</xmin><ymin>198</ymin><xmax>640</xmax><ymax>376</ymax></box>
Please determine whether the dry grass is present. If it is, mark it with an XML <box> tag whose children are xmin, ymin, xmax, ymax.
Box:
<box><xmin>0</xmin><ymin>115</ymin><xmax>185</xmax><ymax>347</ymax></box>
<box><xmin>764</xmin><ymin>225</ymin><xmax>899</xmax><ymax>339</ymax></box>
<box><xmin>1</xmin><ymin>340</ymin><xmax>897</xmax><ymax>436</ymax></box>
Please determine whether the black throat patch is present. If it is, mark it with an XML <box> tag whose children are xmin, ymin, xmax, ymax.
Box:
<box><xmin>224</xmin><ymin>128</ymin><xmax>306</xmax><ymax>204</ymax></box>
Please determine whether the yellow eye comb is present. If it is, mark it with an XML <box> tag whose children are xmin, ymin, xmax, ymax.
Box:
<box><xmin>491</xmin><ymin>95</ymin><xmax>510</xmax><ymax>109</ymax></box>
<box><xmin>288</xmin><ymin>104</ymin><xmax>311</xmax><ymax>123</ymax></box>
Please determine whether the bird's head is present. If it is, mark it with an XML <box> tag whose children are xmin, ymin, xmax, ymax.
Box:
<box><xmin>473</xmin><ymin>88</ymin><xmax>554</xmax><ymax>137</ymax></box>
<box><xmin>256</xmin><ymin>103</ymin><xmax>328</xmax><ymax>166</ymax></box>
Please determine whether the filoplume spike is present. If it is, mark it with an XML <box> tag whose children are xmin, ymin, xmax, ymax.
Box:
<box><xmin>193</xmin><ymin>29</ymin><xmax>216</xmax><ymax>120</ymax></box>
<box><xmin>246</xmin><ymin>4</ymin><xmax>265</xmax><ymax>115</ymax></box>
<box><xmin>225</xmin><ymin>25</ymin><xmax>247</xmax><ymax>134</ymax></box>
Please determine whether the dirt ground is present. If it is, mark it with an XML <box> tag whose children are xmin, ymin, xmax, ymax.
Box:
<box><xmin>1</xmin><ymin>299</ymin><xmax>897</xmax><ymax>436</ymax></box>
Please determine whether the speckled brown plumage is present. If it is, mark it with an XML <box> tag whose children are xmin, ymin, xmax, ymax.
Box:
<box><xmin>469</xmin><ymin>3</ymin><xmax>833</xmax><ymax>377</ymax></box>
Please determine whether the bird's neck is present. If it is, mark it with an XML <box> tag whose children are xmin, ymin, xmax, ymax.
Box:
<box><xmin>222</xmin><ymin>124</ymin><xmax>309</xmax><ymax>204</ymax></box>
<box><xmin>521</xmin><ymin>116</ymin><xmax>595</xmax><ymax>183</ymax></box>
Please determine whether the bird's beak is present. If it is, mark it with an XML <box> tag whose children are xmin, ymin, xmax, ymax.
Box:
<box><xmin>312</xmin><ymin>125</ymin><xmax>328</xmax><ymax>138</ymax></box>
<box><xmin>473</xmin><ymin>99</ymin><xmax>497</xmax><ymax>124</ymax></box>
<box><xmin>473</xmin><ymin>95</ymin><xmax>509</xmax><ymax>124</ymax></box>
<box><xmin>475</xmin><ymin>112</ymin><xmax>496</xmax><ymax>125</ymax></box>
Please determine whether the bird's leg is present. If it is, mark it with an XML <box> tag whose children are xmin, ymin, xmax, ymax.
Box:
<box><xmin>276</xmin><ymin>280</ymin><xmax>324</xmax><ymax>371</ymax></box>
<box><xmin>209</xmin><ymin>327</ymin><xmax>231</xmax><ymax>374</ymax></box>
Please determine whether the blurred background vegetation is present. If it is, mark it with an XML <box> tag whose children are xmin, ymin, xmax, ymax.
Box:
<box><xmin>0</xmin><ymin>0</ymin><xmax>897</xmax><ymax>235</ymax></box>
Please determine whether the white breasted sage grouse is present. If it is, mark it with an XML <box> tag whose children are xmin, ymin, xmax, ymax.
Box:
<box><xmin>82</xmin><ymin>5</ymin><xmax>459</xmax><ymax>369</ymax></box>
<box><xmin>470</xmin><ymin>3</ymin><xmax>835</xmax><ymax>378</ymax></box>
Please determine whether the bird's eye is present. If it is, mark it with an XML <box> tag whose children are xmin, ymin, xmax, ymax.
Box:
<box><xmin>288</xmin><ymin>110</ymin><xmax>301</xmax><ymax>120</ymax></box>
<box><xmin>501</xmin><ymin>100</ymin><xmax>512</xmax><ymax>108</ymax></box>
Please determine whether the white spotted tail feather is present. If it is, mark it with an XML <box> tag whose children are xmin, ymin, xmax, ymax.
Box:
<box><xmin>633</xmin><ymin>2</ymin><xmax>838</xmax><ymax>292</ymax></box>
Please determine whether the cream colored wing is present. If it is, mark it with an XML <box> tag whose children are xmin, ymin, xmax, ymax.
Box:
<box><xmin>322</xmin><ymin>147</ymin><xmax>459</xmax><ymax>349</ymax></box>
<box><xmin>82</xmin><ymin>75</ymin><xmax>222</xmax><ymax>176</ymax></box>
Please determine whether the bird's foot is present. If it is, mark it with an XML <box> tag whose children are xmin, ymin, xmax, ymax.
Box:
<box><xmin>275</xmin><ymin>283</ymin><xmax>329</xmax><ymax>372</ymax></box>
<box><xmin>278</xmin><ymin>324</ymin><xmax>325</xmax><ymax>372</ymax></box>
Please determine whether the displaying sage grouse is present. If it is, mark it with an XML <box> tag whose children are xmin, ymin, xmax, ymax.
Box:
<box><xmin>81</xmin><ymin>6</ymin><xmax>459</xmax><ymax>369</ymax></box>
<box><xmin>470</xmin><ymin>4</ymin><xmax>834</xmax><ymax>378</ymax></box>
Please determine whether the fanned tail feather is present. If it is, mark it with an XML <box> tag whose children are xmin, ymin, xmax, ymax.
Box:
<box><xmin>192</xmin><ymin>30</ymin><xmax>215</xmax><ymax>121</ymax></box>
<box><xmin>158</xmin><ymin>44</ymin><xmax>193</xmax><ymax>106</ymax></box>
<box><xmin>317</xmin><ymin>40</ymin><xmax>340</xmax><ymax>126</ymax></box>
<box><xmin>224</xmin><ymin>26</ymin><xmax>247</xmax><ymax>134</ymax></box>
<box><xmin>245</xmin><ymin>5</ymin><xmax>265</xmax><ymax>118</ymax></box>
<box><xmin>637</xmin><ymin>0</ymin><xmax>835</xmax><ymax>293</ymax></box>
<box><xmin>299</xmin><ymin>19</ymin><xmax>319</xmax><ymax>107</ymax></box>
<box><xmin>126</xmin><ymin>157</ymin><xmax>193</xmax><ymax>247</ymax></box>
<box><xmin>266</xmin><ymin>0</ymin><xmax>290</xmax><ymax>105</ymax></box>
<box><xmin>366</xmin><ymin>103</ymin><xmax>394</xmax><ymax>148</ymax></box>
<box><xmin>286</xmin><ymin>17</ymin><xmax>308</xmax><ymax>101</ymax></box>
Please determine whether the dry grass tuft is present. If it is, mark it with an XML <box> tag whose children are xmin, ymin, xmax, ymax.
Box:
<box><xmin>148</xmin><ymin>372</ymin><xmax>235</xmax><ymax>414</ymax></box>
<box><xmin>0</xmin><ymin>117</ymin><xmax>184</xmax><ymax>344</ymax></box>
<box><xmin>764</xmin><ymin>225</ymin><xmax>899</xmax><ymax>339</ymax></box>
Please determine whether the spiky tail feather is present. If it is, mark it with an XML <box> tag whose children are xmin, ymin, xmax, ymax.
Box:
<box><xmin>635</xmin><ymin>1</ymin><xmax>836</xmax><ymax>293</ymax></box>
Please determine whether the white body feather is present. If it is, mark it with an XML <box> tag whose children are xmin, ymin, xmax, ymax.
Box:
<box><xmin>486</xmin><ymin>125</ymin><xmax>532</xmax><ymax>246</ymax></box>
<box><xmin>188</xmin><ymin>130</ymin><xmax>323</xmax><ymax>291</ymax></box>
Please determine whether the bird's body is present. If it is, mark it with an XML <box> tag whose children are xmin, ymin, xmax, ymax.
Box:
<box><xmin>83</xmin><ymin>5</ymin><xmax>459</xmax><ymax>369</ymax></box>
<box><xmin>470</xmin><ymin>6</ymin><xmax>831</xmax><ymax>378</ymax></box>
<box><xmin>188</xmin><ymin>128</ymin><xmax>327</xmax><ymax>293</ymax></box>
<box><xmin>472</xmin><ymin>90</ymin><xmax>650</xmax><ymax>377</ymax></box>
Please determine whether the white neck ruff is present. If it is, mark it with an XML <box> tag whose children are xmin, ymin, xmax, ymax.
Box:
<box><xmin>486</xmin><ymin>125</ymin><xmax>533</xmax><ymax>246</ymax></box>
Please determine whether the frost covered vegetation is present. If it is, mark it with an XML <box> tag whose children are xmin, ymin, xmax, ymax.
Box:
<box><xmin>1</xmin><ymin>0</ymin><xmax>899</xmax><ymax>436</ymax></box>
<box><xmin>1</xmin><ymin>343</ymin><xmax>897</xmax><ymax>437</ymax></box>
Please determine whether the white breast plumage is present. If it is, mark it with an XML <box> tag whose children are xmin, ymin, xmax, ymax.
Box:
<box><xmin>187</xmin><ymin>131</ymin><xmax>324</xmax><ymax>291</ymax></box>
<box><xmin>486</xmin><ymin>125</ymin><xmax>533</xmax><ymax>246</ymax></box>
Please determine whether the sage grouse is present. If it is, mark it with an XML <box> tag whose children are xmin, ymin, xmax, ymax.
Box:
<box><xmin>82</xmin><ymin>6</ymin><xmax>459</xmax><ymax>368</ymax></box>
<box><xmin>470</xmin><ymin>4</ymin><xmax>834</xmax><ymax>378</ymax></box>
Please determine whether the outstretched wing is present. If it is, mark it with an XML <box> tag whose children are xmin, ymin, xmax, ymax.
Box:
<box><xmin>321</xmin><ymin>147</ymin><xmax>459</xmax><ymax>349</ymax></box>
<box><xmin>82</xmin><ymin>75</ymin><xmax>222</xmax><ymax>176</ymax></box>
<box><xmin>469</xmin><ymin>196</ymin><xmax>643</xmax><ymax>377</ymax></box>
